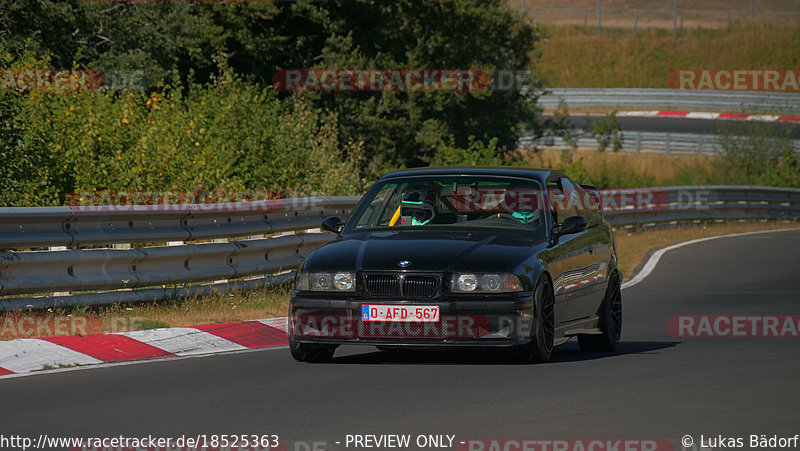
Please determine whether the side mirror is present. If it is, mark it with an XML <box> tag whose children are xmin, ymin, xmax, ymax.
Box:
<box><xmin>557</xmin><ymin>215</ymin><xmax>587</xmax><ymax>236</ymax></box>
<box><xmin>321</xmin><ymin>216</ymin><xmax>344</xmax><ymax>234</ymax></box>
<box><xmin>581</xmin><ymin>185</ymin><xmax>601</xmax><ymax>211</ymax></box>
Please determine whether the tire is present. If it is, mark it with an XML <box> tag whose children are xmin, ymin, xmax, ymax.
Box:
<box><xmin>288</xmin><ymin>335</ymin><xmax>337</xmax><ymax>363</ymax></box>
<box><xmin>578</xmin><ymin>272</ymin><xmax>622</xmax><ymax>353</ymax></box>
<box><xmin>510</xmin><ymin>277</ymin><xmax>555</xmax><ymax>364</ymax></box>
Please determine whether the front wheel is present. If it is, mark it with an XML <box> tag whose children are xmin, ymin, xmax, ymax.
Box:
<box><xmin>510</xmin><ymin>277</ymin><xmax>555</xmax><ymax>364</ymax></box>
<box><xmin>289</xmin><ymin>335</ymin><xmax>337</xmax><ymax>363</ymax></box>
<box><xmin>578</xmin><ymin>273</ymin><xmax>622</xmax><ymax>352</ymax></box>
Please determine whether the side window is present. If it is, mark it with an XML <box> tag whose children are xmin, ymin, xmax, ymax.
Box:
<box><xmin>547</xmin><ymin>181</ymin><xmax>563</xmax><ymax>224</ymax></box>
<box><xmin>561</xmin><ymin>177</ymin><xmax>603</xmax><ymax>226</ymax></box>
<box><xmin>376</xmin><ymin>185</ymin><xmax>407</xmax><ymax>226</ymax></box>
<box><xmin>548</xmin><ymin>177</ymin><xmax>586</xmax><ymax>225</ymax></box>
<box><xmin>558</xmin><ymin>178</ymin><xmax>580</xmax><ymax>210</ymax></box>
<box><xmin>357</xmin><ymin>184</ymin><xmax>395</xmax><ymax>227</ymax></box>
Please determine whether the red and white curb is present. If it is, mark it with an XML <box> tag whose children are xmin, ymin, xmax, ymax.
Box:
<box><xmin>616</xmin><ymin>110</ymin><xmax>800</xmax><ymax>122</ymax></box>
<box><xmin>0</xmin><ymin>317</ymin><xmax>288</xmax><ymax>378</ymax></box>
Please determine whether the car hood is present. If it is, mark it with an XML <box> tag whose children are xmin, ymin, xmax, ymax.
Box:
<box><xmin>305</xmin><ymin>230</ymin><xmax>547</xmax><ymax>273</ymax></box>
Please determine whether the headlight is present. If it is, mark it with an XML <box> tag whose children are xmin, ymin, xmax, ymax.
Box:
<box><xmin>296</xmin><ymin>271</ymin><xmax>356</xmax><ymax>292</ymax></box>
<box><xmin>455</xmin><ymin>274</ymin><xmax>478</xmax><ymax>292</ymax></box>
<box><xmin>451</xmin><ymin>273</ymin><xmax>523</xmax><ymax>293</ymax></box>
<box><xmin>334</xmin><ymin>272</ymin><xmax>354</xmax><ymax>291</ymax></box>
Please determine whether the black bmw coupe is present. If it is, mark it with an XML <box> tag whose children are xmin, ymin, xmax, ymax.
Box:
<box><xmin>289</xmin><ymin>167</ymin><xmax>621</xmax><ymax>363</ymax></box>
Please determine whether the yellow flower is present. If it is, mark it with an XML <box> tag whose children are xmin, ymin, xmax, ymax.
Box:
<box><xmin>69</xmin><ymin>105</ymin><xmax>74</xmax><ymax>112</ymax></box>
<box><xmin>194</xmin><ymin>141</ymin><xmax>200</xmax><ymax>147</ymax></box>
<box><xmin>98</xmin><ymin>136</ymin><xmax>102</xmax><ymax>141</ymax></box>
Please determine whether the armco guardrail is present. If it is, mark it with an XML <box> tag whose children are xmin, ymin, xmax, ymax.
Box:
<box><xmin>517</xmin><ymin>5</ymin><xmax>800</xmax><ymax>31</ymax></box>
<box><xmin>0</xmin><ymin>197</ymin><xmax>359</xmax><ymax>310</ymax></box>
<box><xmin>538</xmin><ymin>88</ymin><xmax>800</xmax><ymax>115</ymax></box>
<box><xmin>0</xmin><ymin>187</ymin><xmax>798</xmax><ymax>310</ymax></box>
<box><xmin>0</xmin><ymin>196</ymin><xmax>360</xmax><ymax>249</ymax></box>
<box><xmin>521</xmin><ymin>131</ymin><xmax>800</xmax><ymax>156</ymax></box>
<box><xmin>602</xmin><ymin>186</ymin><xmax>800</xmax><ymax>227</ymax></box>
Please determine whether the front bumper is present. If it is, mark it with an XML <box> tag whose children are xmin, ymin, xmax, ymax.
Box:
<box><xmin>289</xmin><ymin>294</ymin><xmax>536</xmax><ymax>348</ymax></box>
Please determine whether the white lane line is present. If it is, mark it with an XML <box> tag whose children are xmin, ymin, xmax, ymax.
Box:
<box><xmin>622</xmin><ymin>228</ymin><xmax>800</xmax><ymax>290</ymax></box>
<box><xmin>118</xmin><ymin>328</ymin><xmax>247</xmax><ymax>356</ymax></box>
<box><xmin>0</xmin><ymin>339</ymin><xmax>102</xmax><ymax>373</ymax></box>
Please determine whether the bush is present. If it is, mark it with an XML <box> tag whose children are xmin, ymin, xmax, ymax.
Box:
<box><xmin>0</xmin><ymin>52</ymin><xmax>369</xmax><ymax>206</ymax></box>
<box><xmin>716</xmin><ymin>122</ymin><xmax>800</xmax><ymax>188</ymax></box>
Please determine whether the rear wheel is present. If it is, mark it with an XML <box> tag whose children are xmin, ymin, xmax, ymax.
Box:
<box><xmin>288</xmin><ymin>335</ymin><xmax>337</xmax><ymax>363</ymax></box>
<box><xmin>578</xmin><ymin>273</ymin><xmax>622</xmax><ymax>352</ymax></box>
<box><xmin>510</xmin><ymin>277</ymin><xmax>555</xmax><ymax>363</ymax></box>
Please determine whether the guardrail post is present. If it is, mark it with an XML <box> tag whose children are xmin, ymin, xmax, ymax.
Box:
<box><xmin>584</xmin><ymin>9</ymin><xmax>588</xmax><ymax>27</ymax></box>
<box><xmin>597</xmin><ymin>0</ymin><xmax>601</xmax><ymax>32</ymax></box>
<box><xmin>666</xmin><ymin>133</ymin><xmax>671</xmax><ymax>154</ymax></box>
<box><xmin>697</xmin><ymin>135</ymin><xmax>704</xmax><ymax>154</ymax></box>
<box><xmin>672</xmin><ymin>0</ymin><xmax>677</xmax><ymax>33</ymax></box>
<box><xmin>636</xmin><ymin>132</ymin><xmax>641</xmax><ymax>153</ymax></box>
<box><xmin>634</xmin><ymin>10</ymin><xmax>639</xmax><ymax>30</ymax></box>
<box><xmin>47</xmin><ymin>246</ymin><xmax>71</xmax><ymax>297</ymax></box>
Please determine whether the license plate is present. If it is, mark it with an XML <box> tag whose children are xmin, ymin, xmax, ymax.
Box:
<box><xmin>361</xmin><ymin>304</ymin><xmax>440</xmax><ymax>322</ymax></box>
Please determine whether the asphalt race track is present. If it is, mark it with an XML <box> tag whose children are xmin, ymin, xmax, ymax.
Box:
<box><xmin>2</xmin><ymin>230</ymin><xmax>799</xmax><ymax>450</ymax></box>
<box><xmin>557</xmin><ymin>115</ymin><xmax>800</xmax><ymax>138</ymax></box>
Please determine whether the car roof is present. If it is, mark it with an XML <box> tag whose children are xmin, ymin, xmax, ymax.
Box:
<box><xmin>379</xmin><ymin>166</ymin><xmax>565</xmax><ymax>183</ymax></box>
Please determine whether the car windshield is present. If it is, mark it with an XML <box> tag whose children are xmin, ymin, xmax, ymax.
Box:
<box><xmin>351</xmin><ymin>175</ymin><xmax>546</xmax><ymax>236</ymax></box>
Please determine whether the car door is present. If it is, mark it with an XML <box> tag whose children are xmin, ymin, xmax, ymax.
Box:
<box><xmin>547</xmin><ymin>177</ymin><xmax>607</xmax><ymax>323</ymax></box>
<box><xmin>565</xmin><ymin>178</ymin><xmax>610</xmax><ymax>320</ymax></box>
<box><xmin>545</xmin><ymin>177</ymin><xmax>590</xmax><ymax>323</ymax></box>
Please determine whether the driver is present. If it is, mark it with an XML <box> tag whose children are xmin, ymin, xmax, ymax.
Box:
<box><xmin>389</xmin><ymin>188</ymin><xmax>437</xmax><ymax>226</ymax></box>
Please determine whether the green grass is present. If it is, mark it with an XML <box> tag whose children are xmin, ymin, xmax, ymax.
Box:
<box><xmin>133</xmin><ymin>319</ymin><xmax>170</xmax><ymax>330</ymax></box>
<box><xmin>511</xmin><ymin>0</ymin><xmax>800</xmax><ymax>12</ymax></box>
<box><xmin>536</xmin><ymin>25</ymin><xmax>800</xmax><ymax>88</ymax></box>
